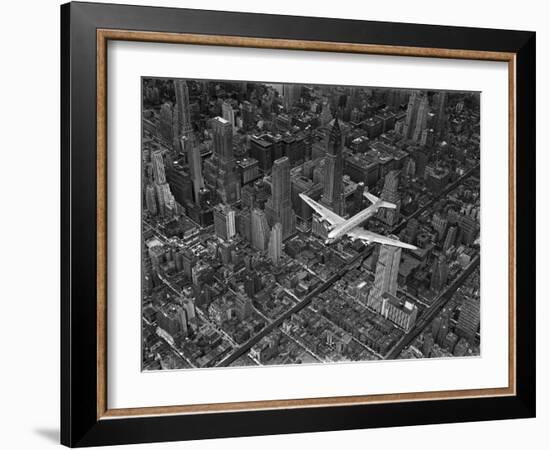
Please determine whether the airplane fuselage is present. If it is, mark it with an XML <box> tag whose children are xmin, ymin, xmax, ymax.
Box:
<box><xmin>326</xmin><ymin>203</ymin><xmax>380</xmax><ymax>243</ymax></box>
<box><xmin>300</xmin><ymin>191</ymin><xmax>410</xmax><ymax>250</ymax></box>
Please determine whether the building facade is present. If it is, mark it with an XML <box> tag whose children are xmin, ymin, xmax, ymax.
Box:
<box><xmin>368</xmin><ymin>244</ymin><xmax>402</xmax><ymax>313</ymax></box>
<box><xmin>268</xmin><ymin>222</ymin><xmax>283</xmax><ymax>266</ymax></box>
<box><xmin>377</xmin><ymin>170</ymin><xmax>401</xmax><ymax>226</ymax></box>
<box><xmin>251</xmin><ymin>208</ymin><xmax>270</xmax><ymax>251</ymax></box>
<box><xmin>320</xmin><ymin>118</ymin><xmax>345</xmax><ymax>216</ymax></box>
<box><xmin>265</xmin><ymin>156</ymin><xmax>296</xmax><ymax>240</ymax></box>
<box><xmin>213</xmin><ymin>203</ymin><xmax>236</xmax><ymax>241</ymax></box>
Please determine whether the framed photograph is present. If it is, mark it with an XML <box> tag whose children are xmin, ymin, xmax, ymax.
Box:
<box><xmin>61</xmin><ymin>1</ymin><xmax>536</xmax><ymax>447</ymax></box>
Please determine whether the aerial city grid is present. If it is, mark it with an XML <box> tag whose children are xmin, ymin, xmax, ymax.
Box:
<box><xmin>141</xmin><ymin>78</ymin><xmax>481</xmax><ymax>371</ymax></box>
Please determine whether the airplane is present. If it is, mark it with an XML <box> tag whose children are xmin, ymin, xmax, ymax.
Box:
<box><xmin>299</xmin><ymin>191</ymin><xmax>418</xmax><ymax>250</ymax></box>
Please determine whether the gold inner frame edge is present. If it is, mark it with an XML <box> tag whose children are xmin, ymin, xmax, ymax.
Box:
<box><xmin>95</xmin><ymin>29</ymin><xmax>517</xmax><ymax>420</ymax></box>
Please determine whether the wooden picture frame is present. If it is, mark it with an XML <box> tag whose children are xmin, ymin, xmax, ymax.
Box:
<box><xmin>61</xmin><ymin>1</ymin><xmax>535</xmax><ymax>447</ymax></box>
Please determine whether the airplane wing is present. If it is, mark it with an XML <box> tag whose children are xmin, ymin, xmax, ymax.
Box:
<box><xmin>347</xmin><ymin>227</ymin><xmax>418</xmax><ymax>250</ymax></box>
<box><xmin>363</xmin><ymin>191</ymin><xmax>397</xmax><ymax>209</ymax></box>
<box><xmin>299</xmin><ymin>193</ymin><xmax>344</xmax><ymax>227</ymax></box>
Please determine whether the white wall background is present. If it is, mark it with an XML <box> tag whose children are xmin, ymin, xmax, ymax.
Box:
<box><xmin>0</xmin><ymin>0</ymin><xmax>545</xmax><ymax>449</ymax></box>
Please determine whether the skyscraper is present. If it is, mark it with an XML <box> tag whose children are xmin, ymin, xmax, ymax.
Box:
<box><xmin>158</xmin><ymin>102</ymin><xmax>177</xmax><ymax>146</ymax></box>
<box><xmin>458</xmin><ymin>213</ymin><xmax>478</xmax><ymax>245</ymax></box>
<box><xmin>456</xmin><ymin>293</ymin><xmax>480</xmax><ymax>344</ymax></box>
<box><xmin>151</xmin><ymin>149</ymin><xmax>176</xmax><ymax>217</ymax></box>
<box><xmin>151</xmin><ymin>150</ymin><xmax>167</xmax><ymax>184</ymax></box>
<box><xmin>154</xmin><ymin>183</ymin><xmax>176</xmax><ymax>217</ymax></box>
<box><xmin>443</xmin><ymin>226</ymin><xmax>457</xmax><ymax>251</ymax></box>
<box><xmin>403</xmin><ymin>91</ymin><xmax>429</xmax><ymax>143</ymax></box>
<box><xmin>213</xmin><ymin>203</ymin><xmax>236</xmax><ymax>241</ymax></box>
<box><xmin>187</xmin><ymin>140</ymin><xmax>204</xmax><ymax>204</ymax></box>
<box><xmin>434</xmin><ymin>91</ymin><xmax>447</xmax><ymax>139</ymax></box>
<box><xmin>268</xmin><ymin>222</ymin><xmax>283</xmax><ymax>265</ymax></box>
<box><xmin>251</xmin><ymin>208</ymin><xmax>270</xmax><ymax>251</ymax></box>
<box><xmin>145</xmin><ymin>184</ymin><xmax>158</xmax><ymax>216</ymax></box>
<box><xmin>282</xmin><ymin>84</ymin><xmax>301</xmax><ymax>111</ymax></box>
<box><xmin>432</xmin><ymin>212</ymin><xmax>448</xmax><ymax>240</ymax></box>
<box><xmin>265</xmin><ymin>156</ymin><xmax>296</xmax><ymax>240</ymax></box>
<box><xmin>368</xmin><ymin>244</ymin><xmax>402</xmax><ymax>313</ymax></box>
<box><xmin>413</xmin><ymin>94</ymin><xmax>429</xmax><ymax>142</ymax></box>
<box><xmin>212</xmin><ymin>116</ymin><xmax>233</xmax><ymax>160</ymax></box>
<box><xmin>221</xmin><ymin>101</ymin><xmax>235</xmax><ymax>130</ymax></box>
<box><xmin>181</xmin><ymin>249</ymin><xmax>197</xmax><ymax>280</ymax></box>
<box><xmin>320</xmin><ymin>118</ymin><xmax>344</xmax><ymax>216</ymax></box>
<box><xmin>430</xmin><ymin>254</ymin><xmax>449</xmax><ymax>293</ymax></box>
<box><xmin>174</xmin><ymin>79</ymin><xmax>193</xmax><ymax>138</ymax></box>
<box><xmin>377</xmin><ymin>170</ymin><xmax>401</xmax><ymax>226</ymax></box>
<box><xmin>156</xmin><ymin>304</ymin><xmax>188</xmax><ymax>339</ymax></box>
<box><xmin>236</xmin><ymin>208</ymin><xmax>252</xmax><ymax>243</ymax></box>
<box><xmin>206</xmin><ymin>116</ymin><xmax>240</xmax><ymax>204</ymax></box>
<box><xmin>181</xmin><ymin>298</ymin><xmax>197</xmax><ymax>331</ymax></box>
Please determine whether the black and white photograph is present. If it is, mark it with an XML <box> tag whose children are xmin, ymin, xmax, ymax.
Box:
<box><xmin>141</xmin><ymin>78</ymin><xmax>481</xmax><ymax>370</ymax></box>
<box><xmin>0</xmin><ymin>0</ymin><xmax>541</xmax><ymax>448</ymax></box>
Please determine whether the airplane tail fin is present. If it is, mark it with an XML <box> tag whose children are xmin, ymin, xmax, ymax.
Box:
<box><xmin>363</xmin><ymin>191</ymin><xmax>396</xmax><ymax>209</ymax></box>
